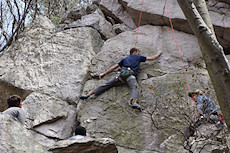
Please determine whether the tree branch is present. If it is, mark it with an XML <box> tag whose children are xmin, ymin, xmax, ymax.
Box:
<box><xmin>0</xmin><ymin>0</ymin><xmax>33</xmax><ymax>54</ymax></box>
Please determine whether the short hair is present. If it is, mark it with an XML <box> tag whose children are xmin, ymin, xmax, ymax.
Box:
<box><xmin>7</xmin><ymin>95</ymin><xmax>21</xmax><ymax>107</ymax></box>
<box><xmin>130</xmin><ymin>48</ymin><xmax>139</xmax><ymax>55</ymax></box>
<box><xmin>75</xmin><ymin>126</ymin><xmax>86</xmax><ymax>136</ymax></box>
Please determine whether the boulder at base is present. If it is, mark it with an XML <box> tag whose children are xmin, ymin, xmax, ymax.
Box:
<box><xmin>0</xmin><ymin>113</ymin><xmax>50</xmax><ymax>153</ymax></box>
<box><xmin>49</xmin><ymin>137</ymin><xmax>118</xmax><ymax>153</ymax></box>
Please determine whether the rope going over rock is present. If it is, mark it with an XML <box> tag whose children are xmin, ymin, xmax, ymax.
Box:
<box><xmin>135</xmin><ymin>0</ymin><xmax>194</xmax><ymax>108</ymax></box>
<box><xmin>134</xmin><ymin>0</ymin><xmax>144</xmax><ymax>48</ymax></box>
<box><xmin>165</xmin><ymin>0</ymin><xmax>196</xmax><ymax>110</ymax></box>
<box><xmin>165</xmin><ymin>0</ymin><xmax>190</xmax><ymax>93</ymax></box>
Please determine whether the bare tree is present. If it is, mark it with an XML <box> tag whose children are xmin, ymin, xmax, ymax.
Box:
<box><xmin>176</xmin><ymin>0</ymin><xmax>230</xmax><ymax>132</ymax></box>
<box><xmin>0</xmin><ymin>0</ymin><xmax>91</xmax><ymax>54</ymax></box>
<box><xmin>0</xmin><ymin>0</ymin><xmax>34</xmax><ymax>54</ymax></box>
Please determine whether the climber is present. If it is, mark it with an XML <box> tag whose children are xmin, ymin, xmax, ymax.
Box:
<box><xmin>183</xmin><ymin>89</ymin><xmax>224</xmax><ymax>142</ymax></box>
<box><xmin>80</xmin><ymin>48</ymin><xmax>162</xmax><ymax>111</ymax></box>
<box><xmin>3</xmin><ymin>95</ymin><xmax>26</xmax><ymax>125</ymax></box>
<box><xmin>68</xmin><ymin>126</ymin><xmax>87</xmax><ymax>140</ymax></box>
<box><xmin>188</xmin><ymin>89</ymin><xmax>224</xmax><ymax>126</ymax></box>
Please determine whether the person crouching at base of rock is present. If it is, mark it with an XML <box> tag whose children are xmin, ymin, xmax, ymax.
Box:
<box><xmin>3</xmin><ymin>95</ymin><xmax>26</xmax><ymax>125</ymax></box>
<box><xmin>80</xmin><ymin>48</ymin><xmax>163</xmax><ymax>111</ymax></box>
<box><xmin>188</xmin><ymin>89</ymin><xmax>224</xmax><ymax>127</ymax></box>
<box><xmin>68</xmin><ymin>126</ymin><xmax>87</xmax><ymax>140</ymax></box>
<box><xmin>183</xmin><ymin>89</ymin><xmax>224</xmax><ymax>142</ymax></box>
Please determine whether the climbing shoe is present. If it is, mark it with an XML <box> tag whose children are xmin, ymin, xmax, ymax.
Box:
<box><xmin>80</xmin><ymin>95</ymin><xmax>89</xmax><ymax>99</ymax></box>
<box><xmin>131</xmin><ymin>103</ymin><xmax>142</xmax><ymax>111</ymax></box>
<box><xmin>129</xmin><ymin>99</ymin><xmax>134</xmax><ymax>106</ymax></box>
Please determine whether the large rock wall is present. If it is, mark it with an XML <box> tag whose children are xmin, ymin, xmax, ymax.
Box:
<box><xmin>61</xmin><ymin>0</ymin><xmax>230</xmax><ymax>52</ymax></box>
<box><xmin>78</xmin><ymin>25</ymin><xmax>225</xmax><ymax>153</ymax></box>
<box><xmin>0</xmin><ymin>16</ymin><xmax>105</xmax><ymax>150</ymax></box>
<box><xmin>118</xmin><ymin>0</ymin><xmax>230</xmax><ymax>53</ymax></box>
<box><xmin>0</xmin><ymin>16</ymin><xmax>103</xmax><ymax>103</ymax></box>
<box><xmin>0</xmin><ymin>0</ymin><xmax>229</xmax><ymax>152</ymax></box>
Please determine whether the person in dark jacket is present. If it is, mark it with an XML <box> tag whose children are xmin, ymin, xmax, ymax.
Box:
<box><xmin>68</xmin><ymin>126</ymin><xmax>87</xmax><ymax>140</ymax></box>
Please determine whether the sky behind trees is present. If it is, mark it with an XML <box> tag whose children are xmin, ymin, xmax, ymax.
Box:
<box><xmin>0</xmin><ymin>0</ymin><xmax>91</xmax><ymax>54</ymax></box>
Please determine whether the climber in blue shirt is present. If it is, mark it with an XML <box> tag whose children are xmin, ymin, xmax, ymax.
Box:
<box><xmin>80</xmin><ymin>48</ymin><xmax>162</xmax><ymax>111</ymax></box>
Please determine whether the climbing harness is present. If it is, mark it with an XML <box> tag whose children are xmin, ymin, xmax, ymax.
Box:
<box><xmin>116</xmin><ymin>67</ymin><xmax>135</xmax><ymax>82</ymax></box>
<box><xmin>120</xmin><ymin>67</ymin><xmax>135</xmax><ymax>80</ymax></box>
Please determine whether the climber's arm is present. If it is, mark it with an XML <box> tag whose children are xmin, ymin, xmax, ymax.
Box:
<box><xmin>146</xmin><ymin>51</ymin><xmax>163</xmax><ymax>61</ymax></box>
<box><xmin>99</xmin><ymin>64</ymin><xmax>119</xmax><ymax>79</ymax></box>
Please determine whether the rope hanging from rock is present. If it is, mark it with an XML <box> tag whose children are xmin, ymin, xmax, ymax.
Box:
<box><xmin>165</xmin><ymin>0</ymin><xmax>196</xmax><ymax>110</ymax></box>
<box><xmin>165</xmin><ymin>0</ymin><xmax>190</xmax><ymax>92</ymax></box>
<box><xmin>134</xmin><ymin>0</ymin><xmax>144</xmax><ymax>48</ymax></box>
<box><xmin>135</xmin><ymin>0</ymin><xmax>195</xmax><ymax>109</ymax></box>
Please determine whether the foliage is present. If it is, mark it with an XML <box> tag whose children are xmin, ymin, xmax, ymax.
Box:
<box><xmin>194</xmin><ymin>62</ymin><xmax>203</xmax><ymax>69</ymax></box>
<box><xmin>35</xmin><ymin>0</ymin><xmax>91</xmax><ymax>24</ymax></box>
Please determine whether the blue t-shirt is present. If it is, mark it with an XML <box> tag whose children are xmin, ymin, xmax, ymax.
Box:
<box><xmin>118</xmin><ymin>54</ymin><xmax>146</xmax><ymax>75</ymax></box>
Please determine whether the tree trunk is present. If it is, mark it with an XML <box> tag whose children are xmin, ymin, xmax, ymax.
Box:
<box><xmin>177</xmin><ymin>0</ymin><xmax>230</xmax><ymax>131</ymax></box>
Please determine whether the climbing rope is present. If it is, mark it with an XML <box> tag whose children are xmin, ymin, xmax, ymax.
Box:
<box><xmin>165</xmin><ymin>0</ymin><xmax>190</xmax><ymax>92</ymax></box>
<box><xmin>135</xmin><ymin>0</ymin><xmax>194</xmax><ymax>107</ymax></box>
<box><xmin>134</xmin><ymin>0</ymin><xmax>144</xmax><ymax>48</ymax></box>
<box><xmin>165</xmin><ymin>0</ymin><xmax>197</xmax><ymax>112</ymax></box>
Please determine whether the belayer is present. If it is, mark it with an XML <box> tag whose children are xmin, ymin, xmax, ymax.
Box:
<box><xmin>80</xmin><ymin>48</ymin><xmax>162</xmax><ymax>111</ymax></box>
<box><xmin>188</xmin><ymin>89</ymin><xmax>224</xmax><ymax>126</ymax></box>
<box><xmin>183</xmin><ymin>89</ymin><xmax>224</xmax><ymax>142</ymax></box>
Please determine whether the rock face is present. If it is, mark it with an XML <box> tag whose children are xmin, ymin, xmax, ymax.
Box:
<box><xmin>121</xmin><ymin>0</ymin><xmax>230</xmax><ymax>53</ymax></box>
<box><xmin>64</xmin><ymin>9</ymin><xmax>116</xmax><ymax>40</ymax></box>
<box><xmin>49</xmin><ymin>137</ymin><xmax>118</xmax><ymax>153</ymax></box>
<box><xmin>0</xmin><ymin>0</ymin><xmax>229</xmax><ymax>153</ymax></box>
<box><xmin>100</xmin><ymin>0</ymin><xmax>137</xmax><ymax>29</ymax></box>
<box><xmin>0</xmin><ymin>113</ymin><xmax>50</xmax><ymax>153</ymax></box>
<box><xmin>182</xmin><ymin>121</ymin><xmax>229</xmax><ymax>153</ymax></box>
<box><xmin>22</xmin><ymin>92</ymin><xmax>78</xmax><ymax>148</ymax></box>
<box><xmin>60</xmin><ymin>5</ymin><xmax>87</xmax><ymax>24</ymax></box>
<box><xmin>0</xmin><ymin>16</ymin><xmax>103</xmax><ymax>103</ymax></box>
<box><xmin>78</xmin><ymin>25</ymin><xmax>226</xmax><ymax>152</ymax></box>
